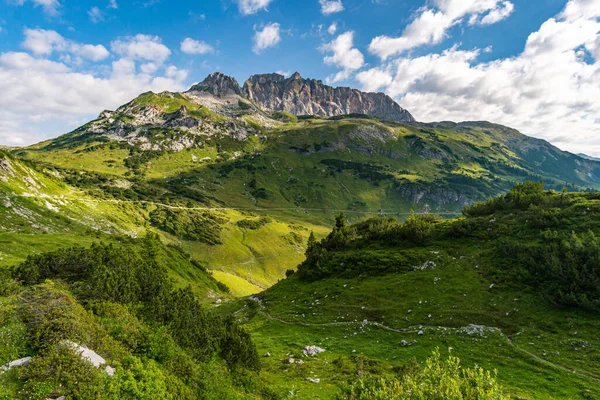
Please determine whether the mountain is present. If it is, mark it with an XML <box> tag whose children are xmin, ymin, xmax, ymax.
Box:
<box><xmin>3</xmin><ymin>72</ymin><xmax>600</xmax><ymax>399</ymax></box>
<box><xmin>242</xmin><ymin>72</ymin><xmax>415</xmax><ymax>122</ymax></box>
<box><xmin>11</xmin><ymin>71</ymin><xmax>600</xmax><ymax>293</ymax></box>
<box><xmin>578</xmin><ymin>153</ymin><xmax>600</xmax><ymax>162</ymax></box>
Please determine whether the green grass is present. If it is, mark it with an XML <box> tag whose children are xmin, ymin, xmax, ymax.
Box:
<box><xmin>219</xmin><ymin>191</ymin><xmax>600</xmax><ymax>398</ymax></box>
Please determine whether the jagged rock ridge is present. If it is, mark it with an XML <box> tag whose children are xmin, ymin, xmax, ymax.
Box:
<box><xmin>242</xmin><ymin>72</ymin><xmax>415</xmax><ymax>123</ymax></box>
<box><xmin>188</xmin><ymin>72</ymin><xmax>242</xmax><ymax>97</ymax></box>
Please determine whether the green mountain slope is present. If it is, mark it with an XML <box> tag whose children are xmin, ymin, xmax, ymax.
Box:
<box><xmin>8</xmin><ymin>74</ymin><xmax>600</xmax><ymax>294</ymax></box>
<box><xmin>231</xmin><ymin>183</ymin><xmax>600</xmax><ymax>398</ymax></box>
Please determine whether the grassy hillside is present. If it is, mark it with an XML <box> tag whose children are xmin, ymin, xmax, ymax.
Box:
<box><xmin>229</xmin><ymin>183</ymin><xmax>600</xmax><ymax>399</ymax></box>
<box><xmin>0</xmin><ymin>150</ymin><xmax>324</xmax><ymax>295</ymax></box>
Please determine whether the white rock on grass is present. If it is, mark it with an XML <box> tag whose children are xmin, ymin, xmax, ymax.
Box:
<box><xmin>1</xmin><ymin>356</ymin><xmax>32</xmax><ymax>373</ymax></box>
<box><xmin>62</xmin><ymin>341</ymin><xmax>115</xmax><ymax>376</ymax></box>
<box><xmin>303</xmin><ymin>345</ymin><xmax>326</xmax><ymax>357</ymax></box>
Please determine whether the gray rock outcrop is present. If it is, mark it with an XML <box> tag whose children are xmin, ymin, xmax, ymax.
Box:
<box><xmin>242</xmin><ymin>72</ymin><xmax>414</xmax><ymax>122</ymax></box>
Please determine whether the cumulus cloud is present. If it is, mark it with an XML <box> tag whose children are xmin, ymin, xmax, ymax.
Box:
<box><xmin>253</xmin><ymin>22</ymin><xmax>281</xmax><ymax>54</ymax></box>
<box><xmin>0</xmin><ymin>28</ymin><xmax>187</xmax><ymax>146</ymax></box>
<box><xmin>369</xmin><ymin>0</ymin><xmax>515</xmax><ymax>60</ymax></box>
<box><xmin>235</xmin><ymin>0</ymin><xmax>273</xmax><ymax>15</ymax></box>
<box><xmin>88</xmin><ymin>6</ymin><xmax>105</xmax><ymax>23</ymax></box>
<box><xmin>108</xmin><ymin>0</ymin><xmax>118</xmax><ymax>9</ymax></box>
<box><xmin>0</xmin><ymin>50</ymin><xmax>188</xmax><ymax>145</ymax></box>
<box><xmin>180</xmin><ymin>38</ymin><xmax>214</xmax><ymax>55</ymax></box>
<box><xmin>319</xmin><ymin>0</ymin><xmax>344</xmax><ymax>15</ymax></box>
<box><xmin>22</xmin><ymin>28</ymin><xmax>109</xmax><ymax>61</ymax></box>
<box><xmin>10</xmin><ymin>0</ymin><xmax>60</xmax><ymax>16</ymax></box>
<box><xmin>111</xmin><ymin>34</ymin><xmax>171</xmax><ymax>64</ymax></box>
<box><xmin>357</xmin><ymin>0</ymin><xmax>600</xmax><ymax>155</ymax></box>
<box><xmin>320</xmin><ymin>31</ymin><xmax>364</xmax><ymax>83</ymax></box>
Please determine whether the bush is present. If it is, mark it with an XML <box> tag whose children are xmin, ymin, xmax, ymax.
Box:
<box><xmin>396</xmin><ymin>211</ymin><xmax>438</xmax><ymax>244</ymax></box>
<box><xmin>338</xmin><ymin>349</ymin><xmax>509</xmax><ymax>400</ymax></box>
<box><xmin>236</xmin><ymin>216</ymin><xmax>272</xmax><ymax>230</ymax></box>
<box><xmin>149</xmin><ymin>208</ymin><xmax>227</xmax><ymax>244</ymax></box>
<box><xmin>498</xmin><ymin>230</ymin><xmax>600</xmax><ymax>311</ymax></box>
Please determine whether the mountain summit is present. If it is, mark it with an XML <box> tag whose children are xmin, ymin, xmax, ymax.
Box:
<box><xmin>188</xmin><ymin>72</ymin><xmax>242</xmax><ymax>97</ymax></box>
<box><xmin>242</xmin><ymin>72</ymin><xmax>415</xmax><ymax>123</ymax></box>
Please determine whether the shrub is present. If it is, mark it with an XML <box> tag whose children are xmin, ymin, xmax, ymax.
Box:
<box><xmin>149</xmin><ymin>208</ymin><xmax>227</xmax><ymax>244</ymax></box>
<box><xmin>338</xmin><ymin>349</ymin><xmax>509</xmax><ymax>400</ymax></box>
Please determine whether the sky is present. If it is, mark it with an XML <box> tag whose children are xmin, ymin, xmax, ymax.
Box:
<box><xmin>0</xmin><ymin>0</ymin><xmax>599</xmax><ymax>155</ymax></box>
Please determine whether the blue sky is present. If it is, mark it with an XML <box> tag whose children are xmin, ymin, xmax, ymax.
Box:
<box><xmin>1</xmin><ymin>0</ymin><xmax>599</xmax><ymax>155</ymax></box>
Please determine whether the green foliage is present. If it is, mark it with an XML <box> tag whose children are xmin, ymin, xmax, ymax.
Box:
<box><xmin>396</xmin><ymin>211</ymin><xmax>438</xmax><ymax>244</ymax></box>
<box><xmin>104</xmin><ymin>356</ymin><xmax>192</xmax><ymax>399</ymax></box>
<box><xmin>338</xmin><ymin>349</ymin><xmax>509</xmax><ymax>400</ymax></box>
<box><xmin>498</xmin><ymin>230</ymin><xmax>600</xmax><ymax>311</ymax></box>
<box><xmin>463</xmin><ymin>181</ymin><xmax>559</xmax><ymax>216</ymax></box>
<box><xmin>150</xmin><ymin>208</ymin><xmax>227</xmax><ymax>244</ymax></box>
<box><xmin>238</xmin><ymin>99</ymin><xmax>252</xmax><ymax>110</ymax></box>
<box><xmin>298</xmin><ymin>213</ymin><xmax>438</xmax><ymax>280</ymax></box>
<box><xmin>272</xmin><ymin>111</ymin><xmax>298</xmax><ymax>123</ymax></box>
<box><xmin>236</xmin><ymin>216</ymin><xmax>273</xmax><ymax>230</ymax></box>
<box><xmin>12</xmin><ymin>237</ymin><xmax>260</xmax><ymax>371</ymax></box>
<box><xmin>18</xmin><ymin>343</ymin><xmax>104</xmax><ymax>400</ymax></box>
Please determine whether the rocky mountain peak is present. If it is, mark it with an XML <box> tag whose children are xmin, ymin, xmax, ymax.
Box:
<box><xmin>188</xmin><ymin>72</ymin><xmax>242</xmax><ymax>97</ymax></box>
<box><xmin>242</xmin><ymin>72</ymin><xmax>414</xmax><ymax>123</ymax></box>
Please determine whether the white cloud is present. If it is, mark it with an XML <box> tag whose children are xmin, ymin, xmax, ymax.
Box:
<box><xmin>88</xmin><ymin>6</ymin><xmax>105</xmax><ymax>23</ymax></box>
<box><xmin>320</xmin><ymin>31</ymin><xmax>364</xmax><ymax>83</ymax></box>
<box><xmin>327</xmin><ymin>22</ymin><xmax>337</xmax><ymax>35</ymax></box>
<box><xmin>235</xmin><ymin>0</ymin><xmax>273</xmax><ymax>15</ymax></box>
<box><xmin>22</xmin><ymin>28</ymin><xmax>109</xmax><ymax>61</ymax></box>
<box><xmin>473</xmin><ymin>1</ymin><xmax>515</xmax><ymax>25</ymax></box>
<box><xmin>165</xmin><ymin>65</ymin><xmax>188</xmax><ymax>81</ymax></box>
<box><xmin>10</xmin><ymin>0</ymin><xmax>60</xmax><ymax>16</ymax></box>
<box><xmin>276</xmin><ymin>70</ymin><xmax>291</xmax><ymax>77</ymax></box>
<box><xmin>357</xmin><ymin>0</ymin><xmax>600</xmax><ymax>155</ymax></box>
<box><xmin>180</xmin><ymin>38</ymin><xmax>214</xmax><ymax>55</ymax></box>
<box><xmin>319</xmin><ymin>0</ymin><xmax>344</xmax><ymax>15</ymax></box>
<box><xmin>108</xmin><ymin>0</ymin><xmax>118</xmax><ymax>9</ymax></box>
<box><xmin>369</xmin><ymin>0</ymin><xmax>515</xmax><ymax>60</ymax></box>
<box><xmin>253</xmin><ymin>22</ymin><xmax>281</xmax><ymax>54</ymax></box>
<box><xmin>140</xmin><ymin>62</ymin><xmax>159</xmax><ymax>74</ymax></box>
<box><xmin>23</xmin><ymin>28</ymin><xmax>67</xmax><ymax>55</ymax></box>
<box><xmin>356</xmin><ymin>68</ymin><xmax>393</xmax><ymax>92</ymax></box>
<box><xmin>72</xmin><ymin>44</ymin><xmax>110</xmax><ymax>61</ymax></box>
<box><xmin>0</xmin><ymin>50</ymin><xmax>188</xmax><ymax>146</ymax></box>
<box><xmin>111</xmin><ymin>34</ymin><xmax>171</xmax><ymax>64</ymax></box>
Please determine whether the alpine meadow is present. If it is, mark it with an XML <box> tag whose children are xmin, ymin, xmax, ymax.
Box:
<box><xmin>2</xmin><ymin>0</ymin><xmax>600</xmax><ymax>398</ymax></box>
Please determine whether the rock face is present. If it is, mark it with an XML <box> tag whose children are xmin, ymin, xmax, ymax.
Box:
<box><xmin>189</xmin><ymin>72</ymin><xmax>242</xmax><ymax>97</ymax></box>
<box><xmin>242</xmin><ymin>72</ymin><xmax>414</xmax><ymax>122</ymax></box>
